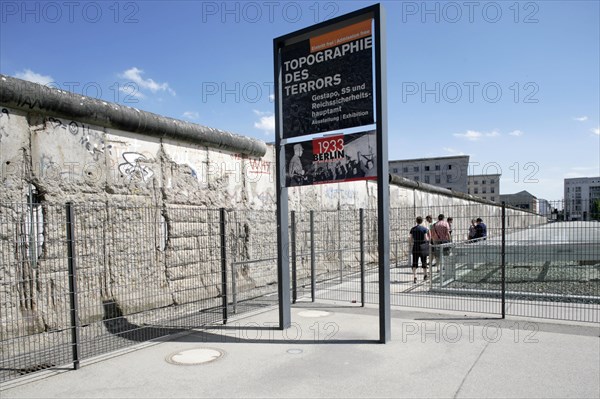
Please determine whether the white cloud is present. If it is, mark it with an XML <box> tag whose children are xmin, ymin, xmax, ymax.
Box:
<box><xmin>509</xmin><ymin>130</ymin><xmax>524</xmax><ymax>137</ymax></box>
<box><xmin>268</xmin><ymin>94</ymin><xmax>275</xmax><ymax>102</ymax></box>
<box><xmin>454</xmin><ymin>130</ymin><xmax>482</xmax><ymax>141</ymax></box>
<box><xmin>14</xmin><ymin>69</ymin><xmax>54</xmax><ymax>85</ymax></box>
<box><xmin>253</xmin><ymin>110</ymin><xmax>274</xmax><ymax>135</ymax></box>
<box><xmin>592</xmin><ymin>127</ymin><xmax>600</xmax><ymax>136</ymax></box>
<box><xmin>573</xmin><ymin>116</ymin><xmax>588</xmax><ymax>122</ymax></box>
<box><xmin>182</xmin><ymin>111</ymin><xmax>199</xmax><ymax>121</ymax></box>
<box><xmin>454</xmin><ymin>129</ymin><xmax>502</xmax><ymax>140</ymax></box>
<box><xmin>120</xmin><ymin>67</ymin><xmax>176</xmax><ymax>96</ymax></box>
<box><xmin>119</xmin><ymin>85</ymin><xmax>145</xmax><ymax>99</ymax></box>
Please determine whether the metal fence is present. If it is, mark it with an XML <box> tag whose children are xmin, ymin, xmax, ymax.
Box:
<box><xmin>1</xmin><ymin>202</ymin><xmax>230</xmax><ymax>383</ymax></box>
<box><xmin>1</xmin><ymin>200</ymin><xmax>598</xmax><ymax>384</ymax></box>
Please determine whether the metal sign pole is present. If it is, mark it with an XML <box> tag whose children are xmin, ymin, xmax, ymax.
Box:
<box><xmin>274</xmin><ymin>39</ymin><xmax>291</xmax><ymax>329</ymax></box>
<box><xmin>373</xmin><ymin>4</ymin><xmax>390</xmax><ymax>343</ymax></box>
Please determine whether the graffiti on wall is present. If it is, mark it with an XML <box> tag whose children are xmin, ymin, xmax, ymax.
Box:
<box><xmin>234</xmin><ymin>153</ymin><xmax>273</xmax><ymax>178</ymax></box>
<box><xmin>45</xmin><ymin>117</ymin><xmax>110</xmax><ymax>161</ymax></box>
<box><xmin>256</xmin><ymin>191</ymin><xmax>275</xmax><ymax>204</ymax></box>
<box><xmin>118</xmin><ymin>152</ymin><xmax>154</xmax><ymax>182</ymax></box>
<box><xmin>325</xmin><ymin>187</ymin><xmax>357</xmax><ymax>201</ymax></box>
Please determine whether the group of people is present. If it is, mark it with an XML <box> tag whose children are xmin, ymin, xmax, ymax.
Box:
<box><xmin>409</xmin><ymin>214</ymin><xmax>487</xmax><ymax>283</ymax></box>
<box><xmin>468</xmin><ymin>218</ymin><xmax>488</xmax><ymax>242</ymax></box>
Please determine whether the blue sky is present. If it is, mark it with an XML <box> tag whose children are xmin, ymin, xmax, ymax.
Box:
<box><xmin>1</xmin><ymin>0</ymin><xmax>599</xmax><ymax>200</ymax></box>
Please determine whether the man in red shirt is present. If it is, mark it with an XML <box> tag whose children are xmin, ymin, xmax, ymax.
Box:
<box><xmin>430</xmin><ymin>214</ymin><xmax>451</xmax><ymax>265</ymax></box>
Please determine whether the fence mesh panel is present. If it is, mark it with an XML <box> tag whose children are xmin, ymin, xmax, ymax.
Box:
<box><xmin>227</xmin><ymin>209</ymin><xmax>279</xmax><ymax>315</ymax></box>
<box><xmin>0</xmin><ymin>203</ymin><xmax>72</xmax><ymax>381</ymax></box>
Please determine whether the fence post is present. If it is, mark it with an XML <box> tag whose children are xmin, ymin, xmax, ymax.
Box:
<box><xmin>220</xmin><ymin>208</ymin><xmax>228</xmax><ymax>324</ymax></box>
<box><xmin>65</xmin><ymin>202</ymin><xmax>80</xmax><ymax>370</ymax></box>
<box><xmin>501</xmin><ymin>202</ymin><xmax>506</xmax><ymax>319</ymax></box>
<box><xmin>291</xmin><ymin>211</ymin><xmax>297</xmax><ymax>304</ymax></box>
<box><xmin>338</xmin><ymin>212</ymin><xmax>343</xmax><ymax>284</ymax></box>
<box><xmin>438</xmin><ymin>244</ymin><xmax>444</xmax><ymax>288</ymax></box>
<box><xmin>310</xmin><ymin>210</ymin><xmax>315</xmax><ymax>302</ymax></box>
<box><xmin>231</xmin><ymin>262</ymin><xmax>237</xmax><ymax>314</ymax></box>
<box><xmin>360</xmin><ymin>208</ymin><xmax>365</xmax><ymax>307</ymax></box>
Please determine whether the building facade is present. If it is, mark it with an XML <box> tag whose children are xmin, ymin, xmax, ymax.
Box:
<box><xmin>389</xmin><ymin>155</ymin><xmax>469</xmax><ymax>193</ymax></box>
<box><xmin>564</xmin><ymin>177</ymin><xmax>600</xmax><ymax>220</ymax></box>
<box><xmin>500</xmin><ymin>191</ymin><xmax>538</xmax><ymax>213</ymax></box>
<box><xmin>467</xmin><ymin>174</ymin><xmax>501</xmax><ymax>203</ymax></box>
<box><xmin>537</xmin><ymin>198</ymin><xmax>553</xmax><ymax>218</ymax></box>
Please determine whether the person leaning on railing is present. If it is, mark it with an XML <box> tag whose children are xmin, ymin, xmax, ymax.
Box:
<box><xmin>468</xmin><ymin>219</ymin><xmax>477</xmax><ymax>241</ymax></box>
<box><xmin>472</xmin><ymin>217</ymin><xmax>487</xmax><ymax>242</ymax></box>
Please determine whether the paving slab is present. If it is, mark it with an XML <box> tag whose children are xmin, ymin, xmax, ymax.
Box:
<box><xmin>1</xmin><ymin>302</ymin><xmax>598</xmax><ymax>399</ymax></box>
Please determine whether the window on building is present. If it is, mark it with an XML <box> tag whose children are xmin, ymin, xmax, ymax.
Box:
<box><xmin>393</xmin><ymin>168</ymin><xmax>398</xmax><ymax>173</ymax></box>
<box><xmin>424</xmin><ymin>175</ymin><xmax>430</xmax><ymax>183</ymax></box>
<box><xmin>446</xmin><ymin>174</ymin><xmax>452</xmax><ymax>183</ymax></box>
<box><xmin>425</xmin><ymin>166</ymin><xmax>430</xmax><ymax>171</ymax></box>
<box><xmin>414</xmin><ymin>166</ymin><xmax>419</xmax><ymax>172</ymax></box>
<box><xmin>482</xmin><ymin>196</ymin><xmax>486</xmax><ymax>200</ymax></box>
<box><xmin>475</xmin><ymin>180</ymin><xmax>479</xmax><ymax>185</ymax></box>
<box><xmin>491</xmin><ymin>187</ymin><xmax>495</xmax><ymax>193</ymax></box>
<box><xmin>447</xmin><ymin>164</ymin><xmax>452</xmax><ymax>170</ymax></box>
<box><xmin>490</xmin><ymin>179</ymin><xmax>495</xmax><ymax>184</ymax></box>
<box><xmin>491</xmin><ymin>196</ymin><xmax>495</xmax><ymax>201</ymax></box>
<box><xmin>474</xmin><ymin>188</ymin><xmax>479</xmax><ymax>194</ymax></box>
<box><xmin>403</xmin><ymin>167</ymin><xmax>408</xmax><ymax>173</ymax></box>
<box><xmin>468</xmin><ymin>189</ymin><xmax>471</xmax><ymax>194</ymax></box>
<box><xmin>435</xmin><ymin>164</ymin><xmax>440</xmax><ymax>171</ymax></box>
<box><xmin>482</xmin><ymin>188</ymin><xmax>487</xmax><ymax>194</ymax></box>
<box><xmin>414</xmin><ymin>176</ymin><xmax>419</xmax><ymax>181</ymax></box>
<box><xmin>435</xmin><ymin>175</ymin><xmax>441</xmax><ymax>184</ymax></box>
<box><xmin>482</xmin><ymin>180</ymin><xmax>486</xmax><ymax>185</ymax></box>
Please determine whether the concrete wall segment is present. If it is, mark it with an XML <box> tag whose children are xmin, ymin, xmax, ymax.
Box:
<box><xmin>0</xmin><ymin>74</ymin><xmax>267</xmax><ymax>158</ymax></box>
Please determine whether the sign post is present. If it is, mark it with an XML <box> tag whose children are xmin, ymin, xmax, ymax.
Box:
<box><xmin>274</xmin><ymin>4</ymin><xmax>389</xmax><ymax>342</ymax></box>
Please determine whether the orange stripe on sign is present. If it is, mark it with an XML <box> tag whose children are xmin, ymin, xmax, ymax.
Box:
<box><xmin>310</xmin><ymin>19</ymin><xmax>372</xmax><ymax>53</ymax></box>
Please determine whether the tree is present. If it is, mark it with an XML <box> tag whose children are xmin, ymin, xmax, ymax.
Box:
<box><xmin>591</xmin><ymin>199</ymin><xmax>600</xmax><ymax>221</ymax></box>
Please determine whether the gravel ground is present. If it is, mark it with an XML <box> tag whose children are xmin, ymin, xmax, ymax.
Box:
<box><xmin>447</xmin><ymin>261</ymin><xmax>600</xmax><ymax>301</ymax></box>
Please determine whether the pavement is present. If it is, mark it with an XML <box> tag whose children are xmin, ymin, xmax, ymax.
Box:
<box><xmin>1</xmin><ymin>301</ymin><xmax>599</xmax><ymax>399</ymax></box>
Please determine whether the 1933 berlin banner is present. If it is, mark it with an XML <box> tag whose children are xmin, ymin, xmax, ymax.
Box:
<box><xmin>281</xmin><ymin>19</ymin><xmax>374</xmax><ymax>138</ymax></box>
<box><xmin>285</xmin><ymin>130</ymin><xmax>377</xmax><ymax>187</ymax></box>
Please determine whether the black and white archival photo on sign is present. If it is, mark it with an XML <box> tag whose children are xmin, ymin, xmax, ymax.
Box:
<box><xmin>285</xmin><ymin>130</ymin><xmax>377</xmax><ymax>187</ymax></box>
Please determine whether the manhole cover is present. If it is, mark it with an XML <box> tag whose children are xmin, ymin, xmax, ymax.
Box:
<box><xmin>166</xmin><ymin>348</ymin><xmax>224</xmax><ymax>365</ymax></box>
<box><xmin>297</xmin><ymin>310</ymin><xmax>331</xmax><ymax>318</ymax></box>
